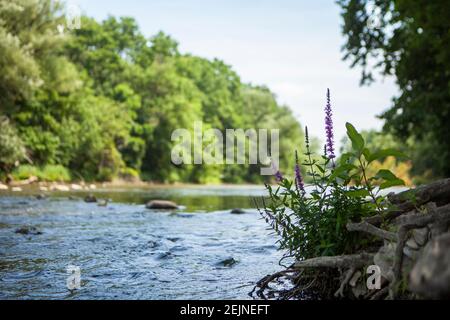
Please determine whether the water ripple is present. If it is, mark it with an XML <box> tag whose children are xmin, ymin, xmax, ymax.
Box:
<box><xmin>0</xmin><ymin>191</ymin><xmax>282</xmax><ymax>300</ymax></box>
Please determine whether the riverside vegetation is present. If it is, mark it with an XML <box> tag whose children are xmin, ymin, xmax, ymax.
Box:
<box><xmin>253</xmin><ymin>92</ymin><xmax>450</xmax><ymax>300</ymax></box>
<box><xmin>0</xmin><ymin>0</ymin><xmax>305</xmax><ymax>184</ymax></box>
<box><xmin>0</xmin><ymin>0</ymin><xmax>446</xmax><ymax>186</ymax></box>
<box><xmin>0</xmin><ymin>0</ymin><xmax>449</xmax><ymax>301</ymax></box>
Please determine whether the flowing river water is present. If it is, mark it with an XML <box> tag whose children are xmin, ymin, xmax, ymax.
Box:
<box><xmin>0</xmin><ymin>185</ymin><xmax>283</xmax><ymax>299</ymax></box>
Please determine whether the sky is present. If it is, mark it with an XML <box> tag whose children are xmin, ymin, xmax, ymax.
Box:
<box><xmin>71</xmin><ymin>0</ymin><xmax>398</xmax><ymax>152</ymax></box>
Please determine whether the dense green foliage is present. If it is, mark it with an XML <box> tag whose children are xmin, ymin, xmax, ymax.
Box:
<box><xmin>11</xmin><ymin>164</ymin><xmax>71</xmax><ymax>182</ymax></box>
<box><xmin>0</xmin><ymin>0</ymin><xmax>305</xmax><ymax>183</ymax></box>
<box><xmin>261</xmin><ymin>118</ymin><xmax>407</xmax><ymax>260</ymax></box>
<box><xmin>0</xmin><ymin>116</ymin><xmax>26</xmax><ymax>175</ymax></box>
<box><xmin>338</xmin><ymin>0</ymin><xmax>450</xmax><ymax>178</ymax></box>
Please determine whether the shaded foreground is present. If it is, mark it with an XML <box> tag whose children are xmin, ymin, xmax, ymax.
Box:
<box><xmin>253</xmin><ymin>178</ymin><xmax>450</xmax><ymax>300</ymax></box>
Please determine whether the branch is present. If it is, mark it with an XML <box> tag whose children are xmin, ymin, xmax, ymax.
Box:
<box><xmin>370</xmin><ymin>286</ymin><xmax>389</xmax><ymax>300</ymax></box>
<box><xmin>390</xmin><ymin>203</ymin><xmax>450</xmax><ymax>299</ymax></box>
<box><xmin>294</xmin><ymin>253</ymin><xmax>374</xmax><ymax>269</ymax></box>
<box><xmin>363</xmin><ymin>207</ymin><xmax>412</xmax><ymax>226</ymax></box>
<box><xmin>393</xmin><ymin>203</ymin><xmax>450</xmax><ymax>227</ymax></box>
<box><xmin>388</xmin><ymin>178</ymin><xmax>450</xmax><ymax>209</ymax></box>
<box><xmin>347</xmin><ymin>221</ymin><xmax>397</xmax><ymax>242</ymax></box>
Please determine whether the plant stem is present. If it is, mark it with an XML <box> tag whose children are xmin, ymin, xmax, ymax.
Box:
<box><xmin>305</xmin><ymin>143</ymin><xmax>319</xmax><ymax>192</ymax></box>
<box><xmin>359</xmin><ymin>156</ymin><xmax>382</xmax><ymax>212</ymax></box>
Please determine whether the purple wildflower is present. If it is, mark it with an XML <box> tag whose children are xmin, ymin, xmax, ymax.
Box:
<box><xmin>275</xmin><ymin>170</ymin><xmax>283</xmax><ymax>182</ymax></box>
<box><xmin>305</xmin><ymin>126</ymin><xmax>310</xmax><ymax>147</ymax></box>
<box><xmin>294</xmin><ymin>151</ymin><xmax>305</xmax><ymax>193</ymax></box>
<box><xmin>271</xmin><ymin>161</ymin><xmax>283</xmax><ymax>182</ymax></box>
<box><xmin>324</xmin><ymin>88</ymin><xmax>335</xmax><ymax>159</ymax></box>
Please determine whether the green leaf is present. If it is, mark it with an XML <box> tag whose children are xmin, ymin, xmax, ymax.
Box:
<box><xmin>330</xmin><ymin>163</ymin><xmax>357</xmax><ymax>180</ymax></box>
<box><xmin>315</xmin><ymin>164</ymin><xmax>325</xmax><ymax>174</ymax></box>
<box><xmin>375</xmin><ymin>169</ymin><xmax>405</xmax><ymax>189</ymax></box>
<box><xmin>346</xmin><ymin>189</ymin><xmax>370</xmax><ymax>197</ymax></box>
<box><xmin>345</xmin><ymin>123</ymin><xmax>365</xmax><ymax>153</ymax></box>
<box><xmin>339</xmin><ymin>152</ymin><xmax>353</xmax><ymax>165</ymax></box>
<box><xmin>362</xmin><ymin>148</ymin><xmax>371</xmax><ymax>161</ymax></box>
<box><xmin>375</xmin><ymin>169</ymin><xmax>399</xmax><ymax>181</ymax></box>
<box><xmin>380</xmin><ymin>179</ymin><xmax>405</xmax><ymax>189</ymax></box>
<box><xmin>368</xmin><ymin>149</ymin><xmax>409</xmax><ymax>163</ymax></box>
<box><xmin>311</xmin><ymin>193</ymin><xmax>321</xmax><ymax>200</ymax></box>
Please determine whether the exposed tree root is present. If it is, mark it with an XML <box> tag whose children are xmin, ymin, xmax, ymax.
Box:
<box><xmin>250</xmin><ymin>269</ymin><xmax>300</xmax><ymax>300</ymax></box>
<box><xmin>370</xmin><ymin>286</ymin><xmax>389</xmax><ymax>300</ymax></box>
<box><xmin>293</xmin><ymin>253</ymin><xmax>374</xmax><ymax>269</ymax></box>
<box><xmin>253</xmin><ymin>178</ymin><xmax>450</xmax><ymax>300</ymax></box>
<box><xmin>388</xmin><ymin>178</ymin><xmax>450</xmax><ymax>208</ymax></box>
<box><xmin>390</xmin><ymin>202</ymin><xmax>450</xmax><ymax>298</ymax></box>
<box><xmin>347</xmin><ymin>221</ymin><xmax>397</xmax><ymax>241</ymax></box>
<box><xmin>362</xmin><ymin>208</ymin><xmax>406</xmax><ymax>227</ymax></box>
<box><xmin>334</xmin><ymin>267</ymin><xmax>356</xmax><ymax>298</ymax></box>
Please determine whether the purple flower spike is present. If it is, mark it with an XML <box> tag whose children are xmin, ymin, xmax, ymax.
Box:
<box><xmin>294</xmin><ymin>151</ymin><xmax>305</xmax><ymax>193</ymax></box>
<box><xmin>325</xmin><ymin>88</ymin><xmax>335</xmax><ymax>159</ymax></box>
<box><xmin>275</xmin><ymin>170</ymin><xmax>283</xmax><ymax>182</ymax></box>
<box><xmin>271</xmin><ymin>161</ymin><xmax>283</xmax><ymax>182</ymax></box>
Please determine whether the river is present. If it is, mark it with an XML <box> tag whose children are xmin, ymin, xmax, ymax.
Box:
<box><xmin>0</xmin><ymin>185</ymin><xmax>283</xmax><ymax>299</ymax></box>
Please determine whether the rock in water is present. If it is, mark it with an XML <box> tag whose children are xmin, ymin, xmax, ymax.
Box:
<box><xmin>230</xmin><ymin>208</ymin><xmax>245</xmax><ymax>214</ymax></box>
<box><xmin>217</xmin><ymin>257</ymin><xmax>238</xmax><ymax>267</ymax></box>
<box><xmin>155</xmin><ymin>251</ymin><xmax>172</xmax><ymax>260</ymax></box>
<box><xmin>84</xmin><ymin>194</ymin><xmax>97</xmax><ymax>203</ymax></box>
<box><xmin>146</xmin><ymin>200</ymin><xmax>178</xmax><ymax>210</ymax></box>
<box><xmin>15</xmin><ymin>226</ymin><xmax>43</xmax><ymax>235</ymax></box>
<box><xmin>97</xmin><ymin>199</ymin><xmax>108</xmax><ymax>207</ymax></box>
<box><xmin>175</xmin><ymin>213</ymin><xmax>193</xmax><ymax>218</ymax></box>
<box><xmin>35</xmin><ymin>193</ymin><xmax>47</xmax><ymax>200</ymax></box>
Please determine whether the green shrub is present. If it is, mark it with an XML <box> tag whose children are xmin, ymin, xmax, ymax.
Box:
<box><xmin>12</xmin><ymin>165</ymin><xmax>71</xmax><ymax>182</ymax></box>
<box><xmin>0</xmin><ymin>117</ymin><xmax>26</xmax><ymax>174</ymax></box>
<box><xmin>260</xmin><ymin>92</ymin><xmax>408</xmax><ymax>260</ymax></box>
<box><xmin>118</xmin><ymin>167</ymin><xmax>140</xmax><ymax>182</ymax></box>
<box><xmin>97</xmin><ymin>167</ymin><xmax>115</xmax><ymax>182</ymax></box>
<box><xmin>40</xmin><ymin>165</ymin><xmax>71</xmax><ymax>182</ymax></box>
<box><xmin>11</xmin><ymin>165</ymin><xmax>40</xmax><ymax>180</ymax></box>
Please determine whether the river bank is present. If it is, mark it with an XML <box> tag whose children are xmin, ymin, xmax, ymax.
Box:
<box><xmin>253</xmin><ymin>178</ymin><xmax>450</xmax><ymax>300</ymax></box>
<box><xmin>0</xmin><ymin>179</ymin><xmax>263</xmax><ymax>193</ymax></box>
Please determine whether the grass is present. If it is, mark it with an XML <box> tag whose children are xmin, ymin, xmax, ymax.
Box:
<box><xmin>12</xmin><ymin>165</ymin><xmax>71</xmax><ymax>182</ymax></box>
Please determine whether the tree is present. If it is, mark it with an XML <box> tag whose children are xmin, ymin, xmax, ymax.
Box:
<box><xmin>0</xmin><ymin>2</ymin><xmax>306</xmax><ymax>183</ymax></box>
<box><xmin>136</xmin><ymin>59</ymin><xmax>204</xmax><ymax>182</ymax></box>
<box><xmin>0</xmin><ymin>0</ymin><xmax>65</xmax><ymax>113</ymax></box>
<box><xmin>338</xmin><ymin>0</ymin><xmax>450</xmax><ymax>178</ymax></box>
<box><xmin>0</xmin><ymin>116</ymin><xmax>26</xmax><ymax>175</ymax></box>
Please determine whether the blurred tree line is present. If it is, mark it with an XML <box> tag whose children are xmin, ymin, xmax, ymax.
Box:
<box><xmin>0</xmin><ymin>0</ymin><xmax>304</xmax><ymax>183</ymax></box>
<box><xmin>339</xmin><ymin>0</ymin><xmax>450</xmax><ymax>181</ymax></box>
